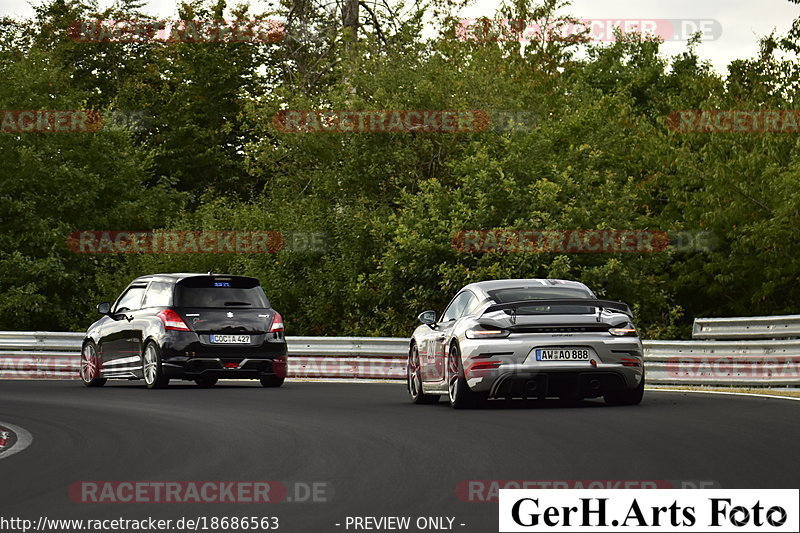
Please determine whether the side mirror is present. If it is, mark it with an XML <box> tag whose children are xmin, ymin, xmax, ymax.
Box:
<box><xmin>97</xmin><ymin>302</ymin><xmax>111</xmax><ymax>315</ymax></box>
<box><xmin>417</xmin><ymin>310</ymin><xmax>437</xmax><ymax>328</ymax></box>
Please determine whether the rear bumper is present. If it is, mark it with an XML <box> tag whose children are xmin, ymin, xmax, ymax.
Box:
<box><xmin>160</xmin><ymin>331</ymin><xmax>288</xmax><ymax>380</ymax></box>
<box><xmin>458</xmin><ymin>334</ymin><xmax>643</xmax><ymax>397</ymax></box>
<box><xmin>163</xmin><ymin>356</ymin><xmax>287</xmax><ymax>380</ymax></box>
<box><xmin>487</xmin><ymin>370</ymin><xmax>633</xmax><ymax>399</ymax></box>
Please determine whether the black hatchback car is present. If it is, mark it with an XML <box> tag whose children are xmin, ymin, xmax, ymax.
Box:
<box><xmin>81</xmin><ymin>273</ymin><xmax>287</xmax><ymax>388</ymax></box>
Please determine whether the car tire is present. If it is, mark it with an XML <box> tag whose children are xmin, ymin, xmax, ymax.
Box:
<box><xmin>604</xmin><ymin>375</ymin><xmax>644</xmax><ymax>406</ymax></box>
<box><xmin>447</xmin><ymin>342</ymin><xmax>484</xmax><ymax>409</ymax></box>
<box><xmin>142</xmin><ymin>341</ymin><xmax>169</xmax><ymax>389</ymax></box>
<box><xmin>80</xmin><ymin>342</ymin><xmax>107</xmax><ymax>387</ymax></box>
<box><xmin>407</xmin><ymin>343</ymin><xmax>440</xmax><ymax>404</ymax></box>
<box><xmin>194</xmin><ymin>377</ymin><xmax>218</xmax><ymax>388</ymax></box>
<box><xmin>260</xmin><ymin>376</ymin><xmax>285</xmax><ymax>388</ymax></box>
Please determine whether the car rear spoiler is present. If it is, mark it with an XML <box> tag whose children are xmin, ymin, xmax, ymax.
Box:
<box><xmin>482</xmin><ymin>299</ymin><xmax>633</xmax><ymax>318</ymax></box>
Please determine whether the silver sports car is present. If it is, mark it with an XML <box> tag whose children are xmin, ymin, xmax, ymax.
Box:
<box><xmin>407</xmin><ymin>279</ymin><xmax>644</xmax><ymax>408</ymax></box>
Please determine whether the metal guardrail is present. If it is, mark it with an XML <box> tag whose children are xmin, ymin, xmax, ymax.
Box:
<box><xmin>0</xmin><ymin>331</ymin><xmax>85</xmax><ymax>352</ymax></box>
<box><xmin>644</xmin><ymin>340</ymin><xmax>800</xmax><ymax>386</ymax></box>
<box><xmin>693</xmin><ymin>315</ymin><xmax>800</xmax><ymax>340</ymax></box>
<box><xmin>0</xmin><ymin>333</ymin><xmax>409</xmax><ymax>380</ymax></box>
<box><xmin>0</xmin><ymin>331</ymin><xmax>798</xmax><ymax>386</ymax></box>
<box><xmin>288</xmin><ymin>337</ymin><xmax>406</xmax><ymax>379</ymax></box>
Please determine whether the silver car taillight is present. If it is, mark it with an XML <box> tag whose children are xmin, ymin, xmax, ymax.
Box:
<box><xmin>465</xmin><ymin>326</ymin><xmax>510</xmax><ymax>339</ymax></box>
<box><xmin>609</xmin><ymin>323</ymin><xmax>637</xmax><ymax>336</ymax></box>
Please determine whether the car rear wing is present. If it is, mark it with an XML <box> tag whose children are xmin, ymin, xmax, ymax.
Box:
<box><xmin>482</xmin><ymin>299</ymin><xmax>633</xmax><ymax>318</ymax></box>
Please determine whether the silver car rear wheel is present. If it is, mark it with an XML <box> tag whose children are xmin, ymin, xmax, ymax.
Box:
<box><xmin>604</xmin><ymin>373</ymin><xmax>645</xmax><ymax>406</ymax></box>
<box><xmin>447</xmin><ymin>342</ymin><xmax>483</xmax><ymax>409</ymax></box>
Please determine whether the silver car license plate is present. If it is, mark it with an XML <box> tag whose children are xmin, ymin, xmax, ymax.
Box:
<box><xmin>210</xmin><ymin>334</ymin><xmax>251</xmax><ymax>344</ymax></box>
<box><xmin>535</xmin><ymin>348</ymin><xmax>591</xmax><ymax>361</ymax></box>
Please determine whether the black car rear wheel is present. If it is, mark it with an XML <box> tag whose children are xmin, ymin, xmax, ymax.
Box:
<box><xmin>407</xmin><ymin>343</ymin><xmax>439</xmax><ymax>404</ymax></box>
<box><xmin>142</xmin><ymin>342</ymin><xmax>169</xmax><ymax>389</ymax></box>
<box><xmin>260</xmin><ymin>376</ymin><xmax>284</xmax><ymax>388</ymax></box>
<box><xmin>80</xmin><ymin>342</ymin><xmax>106</xmax><ymax>387</ymax></box>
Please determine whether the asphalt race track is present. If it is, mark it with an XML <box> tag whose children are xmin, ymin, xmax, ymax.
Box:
<box><xmin>0</xmin><ymin>381</ymin><xmax>798</xmax><ymax>533</ymax></box>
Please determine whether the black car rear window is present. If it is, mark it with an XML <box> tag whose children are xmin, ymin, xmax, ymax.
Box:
<box><xmin>487</xmin><ymin>286</ymin><xmax>595</xmax><ymax>315</ymax></box>
<box><xmin>174</xmin><ymin>277</ymin><xmax>270</xmax><ymax>308</ymax></box>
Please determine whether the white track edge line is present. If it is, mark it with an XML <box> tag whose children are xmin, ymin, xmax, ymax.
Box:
<box><xmin>0</xmin><ymin>421</ymin><xmax>33</xmax><ymax>459</ymax></box>
<box><xmin>646</xmin><ymin>388</ymin><xmax>800</xmax><ymax>402</ymax></box>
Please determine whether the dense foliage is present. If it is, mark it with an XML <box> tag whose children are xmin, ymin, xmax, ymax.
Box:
<box><xmin>1</xmin><ymin>0</ymin><xmax>798</xmax><ymax>337</ymax></box>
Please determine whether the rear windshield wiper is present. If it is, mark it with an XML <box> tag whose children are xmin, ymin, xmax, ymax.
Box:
<box><xmin>223</xmin><ymin>301</ymin><xmax>253</xmax><ymax>306</ymax></box>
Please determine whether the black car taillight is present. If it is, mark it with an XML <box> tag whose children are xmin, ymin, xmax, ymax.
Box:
<box><xmin>157</xmin><ymin>309</ymin><xmax>190</xmax><ymax>331</ymax></box>
<box><xmin>269</xmin><ymin>311</ymin><xmax>284</xmax><ymax>333</ymax></box>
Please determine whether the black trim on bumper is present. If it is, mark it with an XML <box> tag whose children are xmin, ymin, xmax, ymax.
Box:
<box><xmin>489</xmin><ymin>371</ymin><xmax>628</xmax><ymax>399</ymax></box>
<box><xmin>163</xmin><ymin>357</ymin><xmax>286</xmax><ymax>380</ymax></box>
